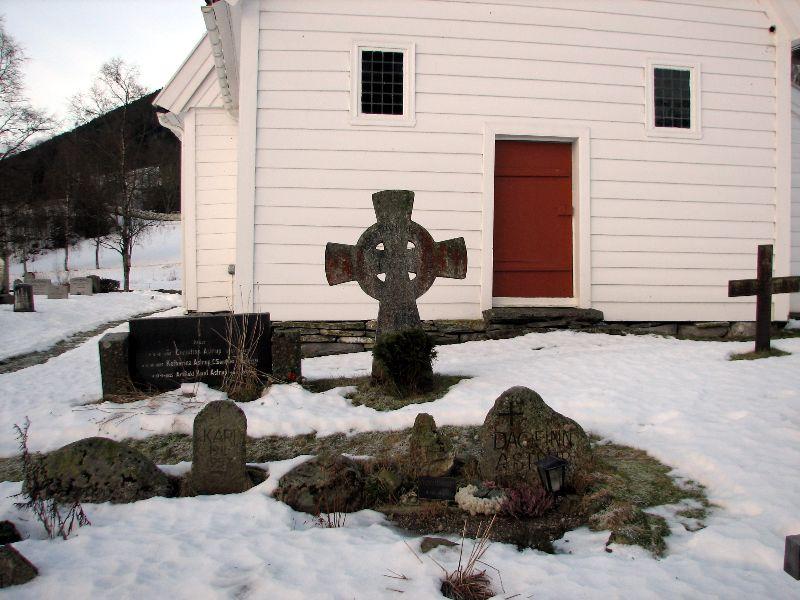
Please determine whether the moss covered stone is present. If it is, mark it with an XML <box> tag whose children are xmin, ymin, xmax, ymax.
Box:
<box><xmin>25</xmin><ymin>437</ymin><xmax>172</xmax><ymax>504</ymax></box>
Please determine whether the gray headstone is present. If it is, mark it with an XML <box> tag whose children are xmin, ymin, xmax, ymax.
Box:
<box><xmin>69</xmin><ymin>277</ymin><xmax>94</xmax><ymax>295</ymax></box>
<box><xmin>22</xmin><ymin>272</ymin><xmax>36</xmax><ymax>283</ymax></box>
<box><xmin>271</xmin><ymin>331</ymin><xmax>302</xmax><ymax>382</ymax></box>
<box><xmin>192</xmin><ymin>400</ymin><xmax>250</xmax><ymax>495</ymax></box>
<box><xmin>30</xmin><ymin>279</ymin><xmax>50</xmax><ymax>295</ymax></box>
<box><xmin>479</xmin><ymin>386</ymin><xmax>593</xmax><ymax>491</ymax></box>
<box><xmin>13</xmin><ymin>283</ymin><xmax>34</xmax><ymax>313</ymax></box>
<box><xmin>99</xmin><ymin>332</ymin><xmax>131</xmax><ymax>398</ymax></box>
<box><xmin>47</xmin><ymin>284</ymin><xmax>69</xmax><ymax>299</ymax></box>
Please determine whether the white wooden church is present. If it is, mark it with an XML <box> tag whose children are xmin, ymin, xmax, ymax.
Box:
<box><xmin>155</xmin><ymin>0</ymin><xmax>800</xmax><ymax>323</ymax></box>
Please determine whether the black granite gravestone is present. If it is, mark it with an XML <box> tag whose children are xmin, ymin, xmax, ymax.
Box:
<box><xmin>128</xmin><ymin>313</ymin><xmax>270</xmax><ymax>391</ymax></box>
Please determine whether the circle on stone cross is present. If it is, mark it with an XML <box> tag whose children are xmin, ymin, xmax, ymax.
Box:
<box><xmin>354</xmin><ymin>220</ymin><xmax>438</xmax><ymax>301</ymax></box>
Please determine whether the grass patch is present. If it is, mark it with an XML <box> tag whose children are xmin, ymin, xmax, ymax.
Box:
<box><xmin>729</xmin><ymin>347</ymin><xmax>790</xmax><ymax>361</ymax></box>
<box><xmin>303</xmin><ymin>374</ymin><xmax>468</xmax><ymax>411</ymax></box>
<box><xmin>586</xmin><ymin>438</ymin><xmax>711</xmax><ymax>557</ymax></box>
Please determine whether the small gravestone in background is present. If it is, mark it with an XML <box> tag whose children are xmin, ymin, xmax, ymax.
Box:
<box><xmin>69</xmin><ymin>277</ymin><xmax>93</xmax><ymax>296</ymax></box>
<box><xmin>271</xmin><ymin>331</ymin><xmax>302</xmax><ymax>382</ymax></box>
<box><xmin>325</xmin><ymin>189</ymin><xmax>467</xmax><ymax>383</ymax></box>
<box><xmin>192</xmin><ymin>400</ymin><xmax>250</xmax><ymax>495</ymax></box>
<box><xmin>47</xmin><ymin>284</ymin><xmax>69</xmax><ymax>299</ymax></box>
<box><xmin>479</xmin><ymin>387</ymin><xmax>593</xmax><ymax>491</ymax></box>
<box><xmin>98</xmin><ymin>332</ymin><xmax>131</xmax><ymax>398</ymax></box>
<box><xmin>22</xmin><ymin>273</ymin><xmax>35</xmax><ymax>283</ymax></box>
<box><xmin>29</xmin><ymin>279</ymin><xmax>50</xmax><ymax>295</ymax></box>
<box><xmin>13</xmin><ymin>283</ymin><xmax>34</xmax><ymax>313</ymax></box>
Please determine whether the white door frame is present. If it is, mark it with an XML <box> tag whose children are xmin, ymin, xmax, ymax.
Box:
<box><xmin>481</xmin><ymin>121</ymin><xmax>591</xmax><ymax>311</ymax></box>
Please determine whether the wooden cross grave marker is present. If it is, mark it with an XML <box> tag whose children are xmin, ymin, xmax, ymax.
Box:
<box><xmin>728</xmin><ymin>244</ymin><xmax>800</xmax><ymax>352</ymax></box>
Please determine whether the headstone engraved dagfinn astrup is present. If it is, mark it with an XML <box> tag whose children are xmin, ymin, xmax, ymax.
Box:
<box><xmin>325</xmin><ymin>190</ymin><xmax>467</xmax><ymax>337</ymax></box>
<box><xmin>192</xmin><ymin>400</ymin><xmax>250</xmax><ymax>495</ymax></box>
<box><xmin>479</xmin><ymin>387</ymin><xmax>592</xmax><ymax>491</ymax></box>
<box><xmin>128</xmin><ymin>313</ymin><xmax>270</xmax><ymax>391</ymax></box>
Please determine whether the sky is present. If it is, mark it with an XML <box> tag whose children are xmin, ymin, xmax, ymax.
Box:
<box><xmin>1</xmin><ymin>0</ymin><xmax>206</xmax><ymax>128</ymax></box>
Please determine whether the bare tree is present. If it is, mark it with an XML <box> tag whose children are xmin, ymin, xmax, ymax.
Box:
<box><xmin>70</xmin><ymin>58</ymin><xmax>153</xmax><ymax>291</ymax></box>
<box><xmin>0</xmin><ymin>17</ymin><xmax>55</xmax><ymax>294</ymax></box>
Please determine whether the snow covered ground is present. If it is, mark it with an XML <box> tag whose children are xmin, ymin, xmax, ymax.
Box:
<box><xmin>0</xmin><ymin>292</ymin><xmax>181</xmax><ymax>361</ymax></box>
<box><xmin>8</xmin><ymin>221</ymin><xmax>182</xmax><ymax>291</ymax></box>
<box><xmin>0</xmin><ymin>324</ymin><xmax>798</xmax><ymax>598</ymax></box>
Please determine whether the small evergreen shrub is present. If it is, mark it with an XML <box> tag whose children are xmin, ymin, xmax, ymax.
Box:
<box><xmin>98</xmin><ymin>278</ymin><xmax>120</xmax><ymax>293</ymax></box>
<box><xmin>372</xmin><ymin>329</ymin><xmax>436</xmax><ymax>396</ymax></box>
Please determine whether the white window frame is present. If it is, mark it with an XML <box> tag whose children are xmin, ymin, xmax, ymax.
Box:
<box><xmin>350</xmin><ymin>41</ymin><xmax>415</xmax><ymax>127</ymax></box>
<box><xmin>645</xmin><ymin>59</ymin><xmax>702</xmax><ymax>139</ymax></box>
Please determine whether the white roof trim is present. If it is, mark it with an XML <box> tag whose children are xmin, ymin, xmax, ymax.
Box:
<box><xmin>202</xmin><ymin>1</ymin><xmax>239</xmax><ymax>116</ymax></box>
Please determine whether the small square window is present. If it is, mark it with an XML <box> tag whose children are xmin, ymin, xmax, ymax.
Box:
<box><xmin>645</xmin><ymin>60</ymin><xmax>701</xmax><ymax>139</ymax></box>
<box><xmin>654</xmin><ymin>68</ymin><xmax>691</xmax><ymax>129</ymax></box>
<box><xmin>351</xmin><ymin>42</ymin><xmax>415</xmax><ymax>126</ymax></box>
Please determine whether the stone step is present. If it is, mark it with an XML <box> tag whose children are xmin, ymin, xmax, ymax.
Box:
<box><xmin>483</xmin><ymin>307</ymin><xmax>604</xmax><ymax>326</ymax></box>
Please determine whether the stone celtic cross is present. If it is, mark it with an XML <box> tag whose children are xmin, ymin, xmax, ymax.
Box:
<box><xmin>728</xmin><ymin>244</ymin><xmax>799</xmax><ymax>352</ymax></box>
<box><xmin>325</xmin><ymin>190</ymin><xmax>468</xmax><ymax>336</ymax></box>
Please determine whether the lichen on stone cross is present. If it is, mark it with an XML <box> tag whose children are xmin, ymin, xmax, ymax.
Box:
<box><xmin>325</xmin><ymin>190</ymin><xmax>468</xmax><ymax>337</ymax></box>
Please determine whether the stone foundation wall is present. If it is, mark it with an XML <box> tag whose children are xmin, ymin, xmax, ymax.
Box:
<box><xmin>273</xmin><ymin>313</ymin><xmax>791</xmax><ymax>358</ymax></box>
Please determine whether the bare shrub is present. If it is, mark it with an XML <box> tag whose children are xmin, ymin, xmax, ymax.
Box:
<box><xmin>438</xmin><ymin>517</ymin><xmax>498</xmax><ymax>600</ymax></box>
<box><xmin>13</xmin><ymin>418</ymin><xmax>90</xmax><ymax>540</ymax></box>
<box><xmin>219</xmin><ymin>313</ymin><xmax>268</xmax><ymax>402</ymax></box>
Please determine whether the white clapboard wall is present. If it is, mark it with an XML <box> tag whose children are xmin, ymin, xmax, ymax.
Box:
<box><xmin>792</xmin><ymin>84</ymin><xmax>800</xmax><ymax>314</ymax></box>
<box><xmin>245</xmin><ymin>0</ymin><xmax>782</xmax><ymax>322</ymax></box>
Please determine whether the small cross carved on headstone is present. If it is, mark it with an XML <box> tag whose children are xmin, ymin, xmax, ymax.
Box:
<box><xmin>498</xmin><ymin>397</ymin><xmax>524</xmax><ymax>430</ymax></box>
<box><xmin>728</xmin><ymin>244</ymin><xmax>799</xmax><ymax>352</ymax></box>
<box><xmin>325</xmin><ymin>190</ymin><xmax>468</xmax><ymax>337</ymax></box>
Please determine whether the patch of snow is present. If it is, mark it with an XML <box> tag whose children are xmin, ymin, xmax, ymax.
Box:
<box><xmin>0</xmin><ymin>331</ymin><xmax>798</xmax><ymax>597</ymax></box>
<box><xmin>9</xmin><ymin>221</ymin><xmax>182</xmax><ymax>291</ymax></box>
<box><xmin>0</xmin><ymin>291</ymin><xmax>181</xmax><ymax>361</ymax></box>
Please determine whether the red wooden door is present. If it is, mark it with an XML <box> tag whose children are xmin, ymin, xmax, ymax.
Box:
<box><xmin>493</xmin><ymin>141</ymin><xmax>573</xmax><ymax>298</ymax></box>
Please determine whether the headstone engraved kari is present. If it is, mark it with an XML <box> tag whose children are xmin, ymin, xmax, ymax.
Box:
<box><xmin>728</xmin><ymin>244</ymin><xmax>800</xmax><ymax>352</ymax></box>
<box><xmin>325</xmin><ymin>190</ymin><xmax>468</xmax><ymax>337</ymax></box>
<box><xmin>128</xmin><ymin>313</ymin><xmax>270</xmax><ymax>390</ymax></box>
<box><xmin>479</xmin><ymin>387</ymin><xmax>593</xmax><ymax>491</ymax></box>
<box><xmin>192</xmin><ymin>400</ymin><xmax>250</xmax><ymax>494</ymax></box>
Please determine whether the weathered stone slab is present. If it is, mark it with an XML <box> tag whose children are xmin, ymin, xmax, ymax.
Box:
<box><xmin>479</xmin><ymin>386</ymin><xmax>593</xmax><ymax>492</ymax></box>
<box><xmin>47</xmin><ymin>284</ymin><xmax>69</xmax><ymax>299</ymax></box>
<box><xmin>0</xmin><ymin>546</ymin><xmax>38</xmax><ymax>588</ymax></box>
<box><xmin>128</xmin><ymin>313</ymin><xmax>270</xmax><ymax>391</ymax></box>
<box><xmin>409</xmin><ymin>413</ymin><xmax>455</xmax><ymax>477</ymax></box>
<box><xmin>69</xmin><ymin>277</ymin><xmax>93</xmax><ymax>295</ymax></box>
<box><xmin>22</xmin><ymin>272</ymin><xmax>36</xmax><ymax>283</ymax></box>
<box><xmin>29</xmin><ymin>279</ymin><xmax>50</xmax><ymax>295</ymax></box>
<box><xmin>192</xmin><ymin>400</ymin><xmax>249</xmax><ymax>495</ymax></box>
<box><xmin>483</xmin><ymin>307</ymin><xmax>604</xmax><ymax>325</ymax></box>
<box><xmin>99</xmin><ymin>332</ymin><xmax>131</xmax><ymax>397</ymax></box>
<box><xmin>301</xmin><ymin>342</ymin><xmax>364</xmax><ymax>358</ymax></box>
<box><xmin>13</xmin><ymin>283</ymin><xmax>34</xmax><ymax>312</ymax></box>
<box><xmin>785</xmin><ymin>534</ymin><xmax>800</xmax><ymax>580</ymax></box>
<box><xmin>271</xmin><ymin>331</ymin><xmax>301</xmax><ymax>382</ymax></box>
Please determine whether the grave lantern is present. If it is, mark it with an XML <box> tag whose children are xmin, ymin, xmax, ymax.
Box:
<box><xmin>537</xmin><ymin>455</ymin><xmax>568</xmax><ymax>494</ymax></box>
